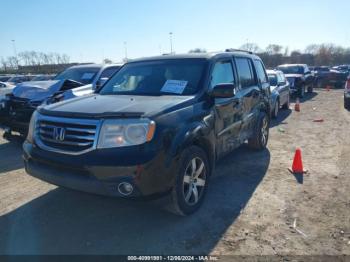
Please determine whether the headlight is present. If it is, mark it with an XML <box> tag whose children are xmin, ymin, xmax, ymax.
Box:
<box><xmin>97</xmin><ymin>119</ymin><xmax>156</xmax><ymax>148</ymax></box>
<box><xmin>27</xmin><ymin>111</ymin><xmax>38</xmax><ymax>143</ymax></box>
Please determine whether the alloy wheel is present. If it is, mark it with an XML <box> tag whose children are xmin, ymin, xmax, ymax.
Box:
<box><xmin>183</xmin><ymin>157</ymin><xmax>206</xmax><ymax>206</ymax></box>
<box><xmin>261</xmin><ymin>116</ymin><xmax>269</xmax><ymax>146</ymax></box>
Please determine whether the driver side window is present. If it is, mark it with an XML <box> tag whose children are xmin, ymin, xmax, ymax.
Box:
<box><xmin>210</xmin><ymin>61</ymin><xmax>235</xmax><ymax>90</ymax></box>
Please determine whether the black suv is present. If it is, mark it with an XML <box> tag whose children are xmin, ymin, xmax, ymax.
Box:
<box><xmin>277</xmin><ymin>64</ymin><xmax>314</xmax><ymax>97</ymax></box>
<box><xmin>23</xmin><ymin>51</ymin><xmax>270</xmax><ymax>215</ymax></box>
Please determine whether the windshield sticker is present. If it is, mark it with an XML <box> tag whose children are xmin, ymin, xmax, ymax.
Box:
<box><xmin>161</xmin><ymin>80</ymin><xmax>188</xmax><ymax>94</ymax></box>
<box><xmin>81</xmin><ymin>73</ymin><xmax>95</xmax><ymax>80</ymax></box>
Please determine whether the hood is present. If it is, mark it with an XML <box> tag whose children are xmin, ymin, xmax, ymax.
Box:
<box><xmin>284</xmin><ymin>74</ymin><xmax>304</xmax><ymax>79</ymax></box>
<box><xmin>12</xmin><ymin>80</ymin><xmax>63</xmax><ymax>101</ymax></box>
<box><xmin>61</xmin><ymin>84</ymin><xmax>94</xmax><ymax>101</ymax></box>
<box><xmin>40</xmin><ymin>94</ymin><xmax>195</xmax><ymax>118</ymax></box>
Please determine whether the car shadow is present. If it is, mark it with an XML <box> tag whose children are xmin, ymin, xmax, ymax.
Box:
<box><xmin>270</xmin><ymin>108</ymin><xmax>292</xmax><ymax>128</ymax></box>
<box><xmin>0</xmin><ymin>135</ymin><xmax>24</xmax><ymax>174</ymax></box>
<box><xmin>290</xmin><ymin>91</ymin><xmax>318</xmax><ymax>103</ymax></box>
<box><xmin>0</xmin><ymin>145</ymin><xmax>270</xmax><ymax>255</ymax></box>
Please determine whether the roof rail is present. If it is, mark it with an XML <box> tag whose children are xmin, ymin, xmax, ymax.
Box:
<box><xmin>225</xmin><ymin>48</ymin><xmax>253</xmax><ymax>54</ymax></box>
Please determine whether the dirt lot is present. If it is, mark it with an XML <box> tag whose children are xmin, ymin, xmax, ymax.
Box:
<box><xmin>0</xmin><ymin>89</ymin><xmax>349</xmax><ymax>256</ymax></box>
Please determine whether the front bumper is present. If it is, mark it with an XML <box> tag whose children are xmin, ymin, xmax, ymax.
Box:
<box><xmin>23</xmin><ymin>141</ymin><xmax>177</xmax><ymax>198</ymax></box>
<box><xmin>0</xmin><ymin>98</ymin><xmax>35</xmax><ymax>133</ymax></box>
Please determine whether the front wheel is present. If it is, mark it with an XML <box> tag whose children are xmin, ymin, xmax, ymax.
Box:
<box><xmin>345</xmin><ymin>97</ymin><xmax>350</xmax><ymax>110</ymax></box>
<box><xmin>248</xmin><ymin>112</ymin><xmax>269</xmax><ymax>150</ymax></box>
<box><xmin>168</xmin><ymin>146</ymin><xmax>209</xmax><ymax>216</ymax></box>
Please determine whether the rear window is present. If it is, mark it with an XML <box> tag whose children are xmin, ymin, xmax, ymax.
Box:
<box><xmin>268</xmin><ymin>74</ymin><xmax>278</xmax><ymax>86</ymax></box>
<box><xmin>54</xmin><ymin>67</ymin><xmax>100</xmax><ymax>85</ymax></box>
<box><xmin>277</xmin><ymin>66</ymin><xmax>304</xmax><ymax>74</ymax></box>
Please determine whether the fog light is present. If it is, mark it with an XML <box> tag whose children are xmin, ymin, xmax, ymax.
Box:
<box><xmin>118</xmin><ymin>182</ymin><xmax>134</xmax><ymax>196</ymax></box>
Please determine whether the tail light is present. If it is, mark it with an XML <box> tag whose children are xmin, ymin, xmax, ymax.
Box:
<box><xmin>346</xmin><ymin>79</ymin><xmax>350</xmax><ymax>90</ymax></box>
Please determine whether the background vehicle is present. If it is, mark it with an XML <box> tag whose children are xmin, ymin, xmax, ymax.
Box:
<box><xmin>276</xmin><ymin>64</ymin><xmax>314</xmax><ymax>97</ymax></box>
<box><xmin>267</xmin><ymin>70</ymin><xmax>290</xmax><ymax>118</ymax></box>
<box><xmin>6</xmin><ymin>75</ymin><xmax>33</xmax><ymax>85</ymax></box>
<box><xmin>0</xmin><ymin>75</ymin><xmax>13</xmax><ymax>82</ymax></box>
<box><xmin>0</xmin><ymin>64</ymin><xmax>121</xmax><ymax>137</ymax></box>
<box><xmin>23</xmin><ymin>51</ymin><xmax>270</xmax><ymax>215</ymax></box>
<box><xmin>0</xmin><ymin>82</ymin><xmax>15</xmax><ymax>96</ymax></box>
<box><xmin>332</xmin><ymin>65</ymin><xmax>350</xmax><ymax>75</ymax></box>
<box><xmin>344</xmin><ymin>77</ymin><xmax>350</xmax><ymax>110</ymax></box>
<box><xmin>313</xmin><ymin>66</ymin><xmax>348</xmax><ymax>88</ymax></box>
<box><xmin>30</xmin><ymin>74</ymin><xmax>55</xmax><ymax>81</ymax></box>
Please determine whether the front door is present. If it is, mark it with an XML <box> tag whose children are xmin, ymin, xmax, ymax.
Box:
<box><xmin>211</xmin><ymin>59</ymin><xmax>243</xmax><ymax>158</ymax></box>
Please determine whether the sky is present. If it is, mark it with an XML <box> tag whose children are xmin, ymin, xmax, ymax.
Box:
<box><xmin>1</xmin><ymin>0</ymin><xmax>349</xmax><ymax>63</ymax></box>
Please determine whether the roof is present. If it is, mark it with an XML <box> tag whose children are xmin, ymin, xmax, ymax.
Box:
<box><xmin>277</xmin><ymin>64</ymin><xmax>307</xmax><ymax>67</ymax></box>
<box><xmin>128</xmin><ymin>51</ymin><xmax>260</xmax><ymax>63</ymax></box>
<box><xmin>267</xmin><ymin>69</ymin><xmax>283</xmax><ymax>75</ymax></box>
<box><xmin>69</xmin><ymin>63</ymin><xmax>123</xmax><ymax>70</ymax></box>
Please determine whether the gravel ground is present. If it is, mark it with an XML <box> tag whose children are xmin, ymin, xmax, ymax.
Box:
<box><xmin>0</xmin><ymin>89</ymin><xmax>349</xmax><ymax>256</ymax></box>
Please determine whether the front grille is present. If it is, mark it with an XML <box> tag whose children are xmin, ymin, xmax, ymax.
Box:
<box><xmin>36</xmin><ymin>115</ymin><xmax>100</xmax><ymax>155</ymax></box>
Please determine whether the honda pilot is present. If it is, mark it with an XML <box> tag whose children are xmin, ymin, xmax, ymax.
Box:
<box><xmin>23</xmin><ymin>51</ymin><xmax>270</xmax><ymax>215</ymax></box>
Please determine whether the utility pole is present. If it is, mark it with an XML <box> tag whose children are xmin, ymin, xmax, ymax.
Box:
<box><xmin>11</xmin><ymin>40</ymin><xmax>18</xmax><ymax>69</ymax></box>
<box><xmin>124</xmin><ymin>41</ymin><xmax>128</xmax><ymax>60</ymax></box>
<box><xmin>169</xmin><ymin>32</ymin><xmax>173</xmax><ymax>54</ymax></box>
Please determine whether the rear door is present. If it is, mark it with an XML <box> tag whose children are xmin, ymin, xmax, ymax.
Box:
<box><xmin>235</xmin><ymin>57</ymin><xmax>262</xmax><ymax>140</ymax></box>
<box><xmin>211</xmin><ymin>59</ymin><xmax>243</xmax><ymax>158</ymax></box>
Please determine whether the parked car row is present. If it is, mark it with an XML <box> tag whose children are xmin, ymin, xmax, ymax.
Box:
<box><xmin>0</xmin><ymin>64</ymin><xmax>122</xmax><ymax>137</ymax></box>
<box><xmin>311</xmin><ymin>66</ymin><xmax>348</xmax><ymax>88</ymax></box>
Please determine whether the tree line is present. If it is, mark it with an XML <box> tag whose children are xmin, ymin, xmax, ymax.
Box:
<box><xmin>189</xmin><ymin>43</ymin><xmax>350</xmax><ymax>68</ymax></box>
<box><xmin>0</xmin><ymin>51</ymin><xmax>70</xmax><ymax>74</ymax></box>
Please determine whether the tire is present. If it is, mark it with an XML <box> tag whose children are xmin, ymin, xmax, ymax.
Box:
<box><xmin>282</xmin><ymin>95</ymin><xmax>290</xmax><ymax>110</ymax></box>
<box><xmin>168</xmin><ymin>146</ymin><xmax>209</xmax><ymax>216</ymax></box>
<box><xmin>307</xmin><ymin>85</ymin><xmax>313</xmax><ymax>93</ymax></box>
<box><xmin>248</xmin><ymin>112</ymin><xmax>269</xmax><ymax>150</ymax></box>
<box><xmin>272</xmin><ymin>100</ymin><xmax>279</xmax><ymax>119</ymax></box>
<box><xmin>299</xmin><ymin>85</ymin><xmax>305</xmax><ymax>98</ymax></box>
<box><xmin>345</xmin><ymin>97</ymin><xmax>350</xmax><ymax>110</ymax></box>
<box><xmin>316</xmin><ymin>79</ymin><xmax>324</xmax><ymax>89</ymax></box>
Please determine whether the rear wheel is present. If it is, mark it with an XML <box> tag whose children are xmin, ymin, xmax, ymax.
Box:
<box><xmin>248</xmin><ymin>112</ymin><xmax>269</xmax><ymax>150</ymax></box>
<box><xmin>282</xmin><ymin>95</ymin><xmax>290</xmax><ymax>109</ymax></box>
<box><xmin>299</xmin><ymin>85</ymin><xmax>305</xmax><ymax>98</ymax></box>
<box><xmin>345</xmin><ymin>96</ymin><xmax>350</xmax><ymax>110</ymax></box>
<box><xmin>272</xmin><ymin>100</ymin><xmax>279</xmax><ymax>119</ymax></box>
<box><xmin>307</xmin><ymin>85</ymin><xmax>313</xmax><ymax>93</ymax></box>
<box><xmin>168</xmin><ymin>146</ymin><xmax>209</xmax><ymax>216</ymax></box>
<box><xmin>316</xmin><ymin>79</ymin><xmax>324</xmax><ymax>89</ymax></box>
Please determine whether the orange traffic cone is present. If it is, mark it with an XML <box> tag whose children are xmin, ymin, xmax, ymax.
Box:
<box><xmin>295</xmin><ymin>98</ymin><xmax>300</xmax><ymax>112</ymax></box>
<box><xmin>290</xmin><ymin>148</ymin><xmax>305</xmax><ymax>174</ymax></box>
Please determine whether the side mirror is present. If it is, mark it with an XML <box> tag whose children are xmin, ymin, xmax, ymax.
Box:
<box><xmin>96</xmin><ymin>77</ymin><xmax>108</xmax><ymax>90</ymax></box>
<box><xmin>211</xmin><ymin>83</ymin><xmax>235</xmax><ymax>98</ymax></box>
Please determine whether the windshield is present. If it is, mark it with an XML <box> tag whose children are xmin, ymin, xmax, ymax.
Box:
<box><xmin>54</xmin><ymin>67</ymin><xmax>100</xmax><ymax>84</ymax></box>
<box><xmin>100</xmin><ymin>59</ymin><xmax>207</xmax><ymax>96</ymax></box>
<box><xmin>277</xmin><ymin>66</ymin><xmax>304</xmax><ymax>74</ymax></box>
<box><xmin>268</xmin><ymin>74</ymin><xmax>278</xmax><ymax>86</ymax></box>
<box><xmin>31</xmin><ymin>75</ymin><xmax>50</xmax><ymax>81</ymax></box>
